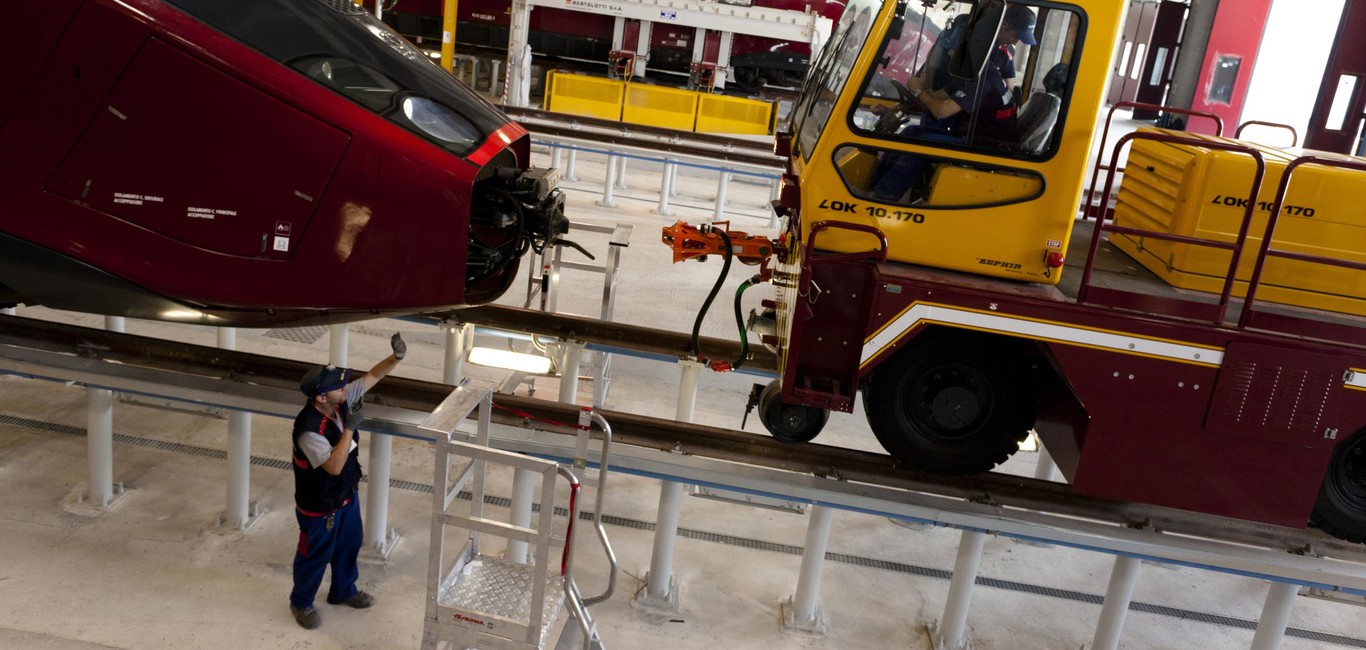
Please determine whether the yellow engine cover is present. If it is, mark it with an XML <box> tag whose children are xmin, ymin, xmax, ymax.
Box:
<box><xmin>1112</xmin><ymin>127</ymin><xmax>1366</xmax><ymax>316</ymax></box>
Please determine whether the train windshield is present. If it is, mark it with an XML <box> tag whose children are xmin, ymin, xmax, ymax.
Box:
<box><xmin>165</xmin><ymin>0</ymin><xmax>505</xmax><ymax>157</ymax></box>
<box><xmin>791</xmin><ymin>0</ymin><xmax>878</xmax><ymax>162</ymax></box>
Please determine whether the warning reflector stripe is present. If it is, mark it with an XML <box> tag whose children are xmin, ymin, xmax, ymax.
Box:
<box><xmin>860</xmin><ymin>303</ymin><xmax>1225</xmax><ymax>368</ymax></box>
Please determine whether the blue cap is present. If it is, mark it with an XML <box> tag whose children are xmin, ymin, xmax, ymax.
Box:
<box><xmin>1005</xmin><ymin>5</ymin><xmax>1037</xmax><ymax>45</ymax></box>
<box><xmin>300</xmin><ymin>364</ymin><xmax>352</xmax><ymax>397</ymax></box>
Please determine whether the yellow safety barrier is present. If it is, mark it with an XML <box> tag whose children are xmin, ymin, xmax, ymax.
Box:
<box><xmin>544</xmin><ymin>70</ymin><xmax>624</xmax><ymax>121</ymax></box>
<box><xmin>696</xmin><ymin>94</ymin><xmax>776</xmax><ymax>136</ymax></box>
<box><xmin>622</xmin><ymin>84</ymin><xmax>699</xmax><ymax>132</ymax></box>
<box><xmin>543</xmin><ymin>71</ymin><xmax>775</xmax><ymax>135</ymax></box>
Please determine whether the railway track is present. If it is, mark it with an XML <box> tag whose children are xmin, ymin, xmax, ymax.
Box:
<box><xmin>1</xmin><ymin>311</ymin><xmax>1363</xmax><ymax>566</ymax></box>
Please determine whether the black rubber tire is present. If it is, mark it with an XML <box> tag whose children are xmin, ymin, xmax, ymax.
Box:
<box><xmin>863</xmin><ymin>335</ymin><xmax>1035</xmax><ymax>474</ymax></box>
<box><xmin>758</xmin><ymin>379</ymin><xmax>828</xmax><ymax>443</ymax></box>
<box><xmin>1311</xmin><ymin>428</ymin><xmax>1366</xmax><ymax>542</ymax></box>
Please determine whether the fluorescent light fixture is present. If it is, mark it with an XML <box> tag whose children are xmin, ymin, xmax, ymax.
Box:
<box><xmin>467</xmin><ymin>347</ymin><xmax>554</xmax><ymax>374</ymax></box>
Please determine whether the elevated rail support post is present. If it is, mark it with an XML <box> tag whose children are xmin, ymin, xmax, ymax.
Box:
<box><xmin>1250</xmin><ymin>581</ymin><xmax>1300</xmax><ymax>650</ymax></box>
<box><xmin>616</xmin><ymin>156</ymin><xmax>629</xmax><ymax>190</ymax></box>
<box><xmin>328</xmin><ymin>324</ymin><xmax>349</xmax><ymax>366</ymax></box>
<box><xmin>782</xmin><ymin>504</ymin><xmax>833</xmax><ymax>634</ymax></box>
<box><xmin>505</xmin><ymin>0</ymin><xmax>532</xmax><ymax>107</ymax></box>
<box><xmin>712</xmin><ymin>171</ymin><xmax>731</xmax><ymax>222</ymax></box>
<box><xmin>656</xmin><ymin>160</ymin><xmax>676</xmax><ymax>216</ymax></box>
<box><xmin>566</xmin><ymin>147</ymin><xmax>580</xmax><ymax>181</ymax></box>
<box><xmin>443</xmin><ymin>323</ymin><xmax>469</xmax><ymax>386</ymax></box>
<box><xmin>637</xmin><ymin>360</ymin><xmax>703</xmax><ymax>613</ymax></box>
<box><xmin>1090</xmin><ymin>555</ymin><xmax>1142</xmax><ymax>650</ymax></box>
<box><xmin>216</xmin><ymin>327</ymin><xmax>258</xmax><ymax>532</ymax></box>
<box><xmin>506</xmin><ymin>466</ymin><xmax>539</xmax><ymax>564</ymax></box>
<box><xmin>83</xmin><ymin>316</ymin><xmax>126</xmax><ymax>509</ymax></box>
<box><xmin>933</xmin><ymin>529</ymin><xmax>987</xmax><ymax>650</ymax></box>
<box><xmin>552</xmin><ymin>144</ymin><xmax>563</xmax><ymax>173</ymax></box>
<box><xmin>599</xmin><ymin>154</ymin><xmax>620</xmax><ymax>208</ymax></box>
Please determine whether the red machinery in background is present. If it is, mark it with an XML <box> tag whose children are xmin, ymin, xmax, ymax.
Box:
<box><xmin>370</xmin><ymin>0</ymin><xmax>845</xmax><ymax>91</ymax></box>
<box><xmin>0</xmin><ymin>0</ymin><xmax>567</xmax><ymax>327</ymax></box>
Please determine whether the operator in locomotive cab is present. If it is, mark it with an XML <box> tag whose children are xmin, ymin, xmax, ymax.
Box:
<box><xmin>870</xmin><ymin>4</ymin><xmax>1036</xmax><ymax>202</ymax></box>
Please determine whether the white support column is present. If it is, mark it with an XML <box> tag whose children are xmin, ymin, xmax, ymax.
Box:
<box><xmin>364</xmin><ymin>432</ymin><xmax>400</xmax><ymax>557</ymax></box>
<box><xmin>599</xmin><ymin>154</ymin><xmax>619</xmax><ymax>208</ymax></box>
<box><xmin>669</xmin><ymin>163</ymin><xmax>680</xmax><ymax>196</ymax></box>
<box><xmin>443</xmin><ymin>324</ymin><xmax>469</xmax><ymax>386</ymax></box>
<box><xmin>566</xmin><ymin>148</ymin><xmax>580</xmax><ymax>181</ymax></box>
<box><xmin>782</xmin><ymin>505</ymin><xmax>834</xmax><ymax>634</ymax></box>
<box><xmin>505</xmin><ymin>0</ymin><xmax>532</xmax><ymax>106</ymax></box>
<box><xmin>83</xmin><ymin>316</ymin><xmax>125</xmax><ymax>509</ymax></box>
<box><xmin>551</xmin><ymin>144</ymin><xmax>563</xmax><ymax>172</ymax></box>
<box><xmin>934</xmin><ymin>529</ymin><xmax>987</xmax><ymax>650</ymax></box>
<box><xmin>1091</xmin><ymin>555</ymin><xmax>1142</xmax><ymax>650</ymax></box>
<box><xmin>715</xmin><ymin>31</ymin><xmax>733</xmax><ymax>90</ymax></box>
<box><xmin>559</xmin><ymin>342</ymin><xmax>584</xmax><ymax>404</ymax></box>
<box><xmin>635</xmin><ymin>21</ymin><xmax>652</xmax><ymax>78</ymax></box>
<box><xmin>615</xmin><ymin>155</ymin><xmax>629</xmax><ymax>190</ymax></box>
<box><xmin>637</xmin><ymin>360</ymin><xmax>702</xmax><ymax>612</ymax></box>
<box><xmin>712</xmin><ymin>171</ymin><xmax>731</xmax><ymax>222</ymax></box>
<box><xmin>1250</xmin><ymin>581</ymin><xmax>1300</xmax><ymax>650</ymax></box>
<box><xmin>505</xmin><ymin>468</ymin><xmax>538</xmax><ymax>564</ymax></box>
<box><xmin>611</xmin><ymin>17</ymin><xmax>626</xmax><ymax>52</ymax></box>
<box><xmin>329</xmin><ymin>324</ymin><xmax>349</xmax><ymax>366</ymax></box>
<box><xmin>85</xmin><ymin>382</ymin><xmax>117</xmax><ymax>508</ymax></box>
<box><xmin>217</xmin><ymin>327</ymin><xmax>258</xmax><ymax>532</ymax></box>
<box><xmin>656</xmin><ymin>160</ymin><xmax>676</xmax><ymax>216</ymax></box>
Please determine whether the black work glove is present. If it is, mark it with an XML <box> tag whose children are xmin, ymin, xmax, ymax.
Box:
<box><xmin>347</xmin><ymin>396</ymin><xmax>365</xmax><ymax>433</ymax></box>
<box><xmin>391</xmin><ymin>332</ymin><xmax>407</xmax><ymax>360</ymax></box>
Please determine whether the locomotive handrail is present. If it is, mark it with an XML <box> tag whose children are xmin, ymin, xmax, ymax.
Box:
<box><xmin>1077</xmin><ymin>130</ymin><xmax>1267</xmax><ymax>327</ymax></box>
<box><xmin>1238</xmin><ymin>155</ymin><xmax>1366</xmax><ymax>329</ymax></box>
<box><xmin>1235</xmin><ymin>120</ymin><xmax>1300</xmax><ymax>147</ymax></box>
<box><xmin>804</xmin><ymin>220</ymin><xmax>890</xmax><ymax>265</ymax></box>
<box><xmin>1084</xmin><ymin>102</ymin><xmax>1226</xmax><ymax>220</ymax></box>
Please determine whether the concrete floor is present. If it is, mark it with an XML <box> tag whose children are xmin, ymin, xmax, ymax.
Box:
<box><xmin>3</xmin><ymin>132</ymin><xmax>1366</xmax><ymax>650</ymax></box>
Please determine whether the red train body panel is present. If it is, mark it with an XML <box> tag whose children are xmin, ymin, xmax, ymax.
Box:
<box><xmin>0</xmin><ymin>0</ymin><xmax>565</xmax><ymax>326</ymax></box>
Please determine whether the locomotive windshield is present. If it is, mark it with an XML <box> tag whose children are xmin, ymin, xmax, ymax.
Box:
<box><xmin>164</xmin><ymin>0</ymin><xmax>504</xmax><ymax>156</ymax></box>
<box><xmin>790</xmin><ymin>0</ymin><xmax>878</xmax><ymax>162</ymax></box>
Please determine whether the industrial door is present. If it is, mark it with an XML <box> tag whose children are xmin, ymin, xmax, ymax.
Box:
<box><xmin>1306</xmin><ymin>0</ymin><xmax>1366</xmax><ymax>154</ymax></box>
<box><xmin>1108</xmin><ymin>0</ymin><xmax>1158</xmax><ymax>106</ymax></box>
<box><xmin>1131</xmin><ymin>0</ymin><xmax>1187</xmax><ymax>119</ymax></box>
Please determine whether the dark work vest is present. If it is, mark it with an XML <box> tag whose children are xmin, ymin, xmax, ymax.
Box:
<box><xmin>291</xmin><ymin>402</ymin><xmax>362</xmax><ymax>514</ymax></box>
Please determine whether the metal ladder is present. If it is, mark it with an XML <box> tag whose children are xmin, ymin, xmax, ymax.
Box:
<box><xmin>420</xmin><ymin>379</ymin><xmax>616</xmax><ymax>650</ymax></box>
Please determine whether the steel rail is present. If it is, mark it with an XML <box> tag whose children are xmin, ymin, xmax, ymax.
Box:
<box><xmin>435</xmin><ymin>304</ymin><xmax>778</xmax><ymax>372</ymax></box>
<box><xmin>0</xmin><ymin>313</ymin><xmax>1363</xmax><ymax>569</ymax></box>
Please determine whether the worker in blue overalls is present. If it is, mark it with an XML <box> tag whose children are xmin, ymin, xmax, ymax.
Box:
<box><xmin>288</xmin><ymin>332</ymin><xmax>407</xmax><ymax>629</ymax></box>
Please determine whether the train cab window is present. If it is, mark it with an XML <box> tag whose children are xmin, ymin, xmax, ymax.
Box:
<box><xmin>845</xmin><ymin>1</ymin><xmax>1082</xmax><ymax>207</ymax></box>
<box><xmin>792</xmin><ymin>0</ymin><xmax>878</xmax><ymax>162</ymax></box>
<box><xmin>295</xmin><ymin>56</ymin><xmax>400</xmax><ymax>111</ymax></box>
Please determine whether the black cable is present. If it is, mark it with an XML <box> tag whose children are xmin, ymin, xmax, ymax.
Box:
<box><xmin>730</xmin><ymin>277</ymin><xmax>757</xmax><ymax>370</ymax></box>
<box><xmin>689</xmin><ymin>229</ymin><xmax>732</xmax><ymax>359</ymax></box>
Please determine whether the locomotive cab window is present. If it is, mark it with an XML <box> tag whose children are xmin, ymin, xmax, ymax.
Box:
<box><xmin>847</xmin><ymin>1</ymin><xmax>1082</xmax><ymax>207</ymax></box>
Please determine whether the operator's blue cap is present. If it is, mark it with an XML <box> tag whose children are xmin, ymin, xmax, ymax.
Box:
<box><xmin>1005</xmin><ymin>5</ymin><xmax>1037</xmax><ymax>45</ymax></box>
<box><xmin>300</xmin><ymin>364</ymin><xmax>352</xmax><ymax>397</ymax></box>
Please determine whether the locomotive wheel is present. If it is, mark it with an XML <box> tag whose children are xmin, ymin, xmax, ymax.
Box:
<box><xmin>863</xmin><ymin>335</ymin><xmax>1034</xmax><ymax>474</ymax></box>
<box><xmin>758</xmin><ymin>379</ymin><xmax>828</xmax><ymax>443</ymax></box>
<box><xmin>1311</xmin><ymin>428</ymin><xmax>1366</xmax><ymax>542</ymax></box>
<box><xmin>733</xmin><ymin>67</ymin><xmax>767</xmax><ymax>93</ymax></box>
